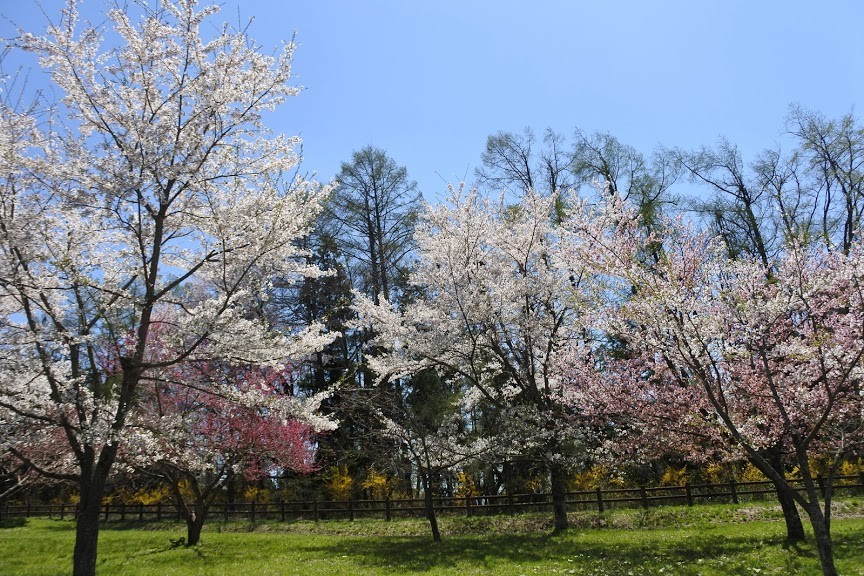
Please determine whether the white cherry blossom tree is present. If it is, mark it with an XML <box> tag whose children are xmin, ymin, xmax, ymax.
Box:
<box><xmin>354</xmin><ymin>187</ymin><xmax>597</xmax><ymax>531</ymax></box>
<box><xmin>0</xmin><ymin>2</ymin><xmax>332</xmax><ymax>574</ymax></box>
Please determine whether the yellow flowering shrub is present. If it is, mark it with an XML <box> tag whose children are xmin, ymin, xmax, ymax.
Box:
<box><xmin>361</xmin><ymin>469</ymin><xmax>392</xmax><ymax>499</ymax></box>
<box><xmin>660</xmin><ymin>465</ymin><xmax>688</xmax><ymax>487</ymax></box>
<box><xmin>567</xmin><ymin>465</ymin><xmax>625</xmax><ymax>491</ymax></box>
<box><xmin>454</xmin><ymin>471</ymin><xmax>479</xmax><ymax>498</ymax></box>
<box><xmin>326</xmin><ymin>466</ymin><xmax>354</xmax><ymax>500</ymax></box>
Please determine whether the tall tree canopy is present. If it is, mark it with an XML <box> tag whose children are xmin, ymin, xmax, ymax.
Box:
<box><xmin>329</xmin><ymin>146</ymin><xmax>422</xmax><ymax>306</ymax></box>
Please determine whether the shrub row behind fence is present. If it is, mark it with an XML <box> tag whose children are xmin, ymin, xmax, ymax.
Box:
<box><xmin>3</xmin><ymin>474</ymin><xmax>863</xmax><ymax>523</ymax></box>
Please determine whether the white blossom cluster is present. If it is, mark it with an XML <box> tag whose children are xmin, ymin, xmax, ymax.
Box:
<box><xmin>353</xmin><ymin>186</ymin><xmax>596</xmax><ymax>463</ymax></box>
<box><xmin>0</xmin><ymin>0</ymin><xmax>333</xmax><ymax>485</ymax></box>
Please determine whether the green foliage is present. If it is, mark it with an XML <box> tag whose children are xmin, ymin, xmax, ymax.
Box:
<box><xmin>402</xmin><ymin>368</ymin><xmax>457</xmax><ymax>434</ymax></box>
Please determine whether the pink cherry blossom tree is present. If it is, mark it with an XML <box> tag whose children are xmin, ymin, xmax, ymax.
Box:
<box><xmin>564</xmin><ymin>201</ymin><xmax>864</xmax><ymax>576</ymax></box>
<box><xmin>0</xmin><ymin>419</ymin><xmax>58</xmax><ymax>504</ymax></box>
<box><xmin>0</xmin><ymin>2</ymin><xmax>332</xmax><ymax>574</ymax></box>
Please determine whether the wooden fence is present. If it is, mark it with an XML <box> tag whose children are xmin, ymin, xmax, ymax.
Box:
<box><xmin>3</xmin><ymin>474</ymin><xmax>863</xmax><ymax>523</ymax></box>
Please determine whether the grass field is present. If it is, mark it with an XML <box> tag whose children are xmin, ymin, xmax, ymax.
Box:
<box><xmin>2</xmin><ymin>501</ymin><xmax>864</xmax><ymax>575</ymax></box>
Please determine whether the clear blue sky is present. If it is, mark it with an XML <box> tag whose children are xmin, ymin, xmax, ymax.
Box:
<box><xmin>2</xmin><ymin>0</ymin><xmax>862</xmax><ymax>200</ymax></box>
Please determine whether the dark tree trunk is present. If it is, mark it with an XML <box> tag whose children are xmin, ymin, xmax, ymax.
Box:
<box><xmin>226</xmin><ymin>476</ymin><xmax>237</xmax><ymax>512</ymax></box>
<box><xmin>167</xmin><ymin>475</ymin><xmax>210</xmax><ymax>546</ymax></box>
<box><xmin>186</xmin><ymin>510</ymin><xmax>206</xmax><ymax>546</ymax></box>
<box><xmin>403</xmin><ymin>470</ymin><xmax>413</xmax><ymax>497</ymax></box>
<box><xmin>421</xmin><ymin>472</ymin><xmax>441</xmax><ymax>543</ymax></box>
<box><xmin>73</xmin><ymin>496</ymin><xmax>101</xmax><ymax>576</ymax></box>
<box><xmin>549</xmin><ymin>462</ymin><xmax>569</xmax><ymax>531</ymax></box>
<box><xmin>775</xmin><ymin>483</ymin><xmax>806</xmax><ymax>543</ymax></box>
<box><xmin>762</xmin><ymin>447</ymin><xmax>805</xmax><ymax>543</ymax></box>
<box><xmin>805</xmin><ymin>503</ymin><xmax>838</xmax><ymax>576</ymax></box>
<box><xmin>73</xmin><ymin>473</ymin><xmax>108</xmax><ymax>576</ymax></box>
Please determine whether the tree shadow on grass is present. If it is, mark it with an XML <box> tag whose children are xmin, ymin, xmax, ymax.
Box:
<box><xmin>307</xmin><ymin>529</ymin><xmax>826</xmax><ymax>575</ymax></box>
<box><xmin>315</xmin><ymin>533</ymin><xmax>562</xmax><ymax>572</ymax></box>
<box><xmin>0</xmin><ymin>517</ymin><xmax>26</xmax><ymax>528</ymax></box>
<box><xmin>7</xmin><ymin>518</ymin><xmax>78</xmax><ymax>531</ymax></box>
<box><xmin>99</xmin><ymin>519</ymin><xmax>183</xmax><ymax>531</ymax></box>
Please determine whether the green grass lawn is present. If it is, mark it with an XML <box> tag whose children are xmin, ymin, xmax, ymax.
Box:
<box><xmin>2</xmin><ymin>501</ymin><xmax>864</xmax><ymax>575</ymax></box>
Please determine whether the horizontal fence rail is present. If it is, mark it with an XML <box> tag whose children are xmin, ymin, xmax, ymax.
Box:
<box><xmin>3</xmin><ymin>474</ymin><xmax>863</xmax><ymax>523</ymax></box>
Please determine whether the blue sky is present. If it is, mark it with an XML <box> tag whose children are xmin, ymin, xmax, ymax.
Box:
<box><xmin>2</xmin><ymin>0</ymin><xmax>862</xmax><ymax>200</ymax></box>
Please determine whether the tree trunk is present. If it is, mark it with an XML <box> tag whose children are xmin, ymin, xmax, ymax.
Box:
<box><xmin>72</xmin><ymin>477</ymin><xmax>107</xmax><ymax>576</ymax></box>
<box><xmin>549</xmin><ymin>462</ymin><xmax>569</xmax><ymax>531</ymax></box>
<box><xmin>186</xmin><ymin>510</ymin><xmax>206</xmax><ymax>546</ymax></box>
<box><xmin>775</xmin><ymin>482</ymin><xmax>806</xmax><ymax>543</ymax></box>
<box><xmin>421</xmin><ymin>472</ymin><xmax>441</xmax><ymax>543</ymax></box>
<box><xmin>226</xmin><ymin>476</ymin><xmax>237</xmax><ymax>513</ymax></box>
<box><xmin>167</xmin><ymin>476</ymin><xmax>210</xmax><ymax>546</ymax></box>
<box><xmin>805</xmin><ymin>504</ymin><xmax>838</xmax><ymax>576</ymax></box>
<box><xmin>762</xmin><ymin>448</ymin><xmax>805</xmax><ymax>543</ymax></box>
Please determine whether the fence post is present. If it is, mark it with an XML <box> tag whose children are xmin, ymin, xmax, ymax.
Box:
<box><xmin>596</xmin><ymin>487</ymin><xmax>604</xmax><ymax>513</ymax></box>
<box><xmin>729</xmin><ymin>480</ymin><xmax>739</xmax><ymax>504</ymax></box>
<box><xmin>348</xmin><ymin>499</ymin><xmax>354</xmax><ymax>521</ymax></box>
<box><xmin>60</xmin><ymin>504</ymin><xmax>66</xmax><ymax>520</ymax></box>
<box><xmin>385</xmin><ymin>496</ymin><xmax>391</xmax><ymax>522</ymax></box>
<box><xmin>120</xmin><ymin>504</ymin><xmax>126</xmax><ymax>521</ymax></box>
<box><xmin>250</xmin><ymin>501</ymin><xmax>256</xmax><ymax>523</ymax></box>
<box><xmin>685</xmin><ymin>483</ymin><xmax>693</xmax><ymax>507</ymax></box>
<box><xmin>508</xmin><ymin>493</ymin><xmax>516</xmax><ymax>516</ymax></box>
<box><xmin>156</xmin><ymin>502</ymin><xmax>162</xmax><ymax>521</ymax></box>
<box><xmin>465</xmin><ymin>495</ymin><xmax>472</xmax><ymax>517</ymax></box>
<box><xmin>313</xmin><ymin>498</ymin><xmax>319</xmax><ymax>522</ymax></box>
<box><xmin>640</xmin><ymin>486</ymin><xmax>649</xmax><ymax>509</ymax></box>
<box><xmin>103</xmin><ymin>503</ymin><xmax>109</xmax><ymax>521</ymax></box>
<box><xmin>138</xmin><ymin>503</ymin><xmax>144</xmax><ymax>521</ymax></box>
<box><xmin>280</xmin><ymin>501</ymin><xmax>286</xmax><ymax>522</ymax></box>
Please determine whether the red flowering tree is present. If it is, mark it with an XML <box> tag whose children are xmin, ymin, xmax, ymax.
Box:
<box><xmin>124</xmin><ymin>354</ymin><xmax>329</xmax><ymax>545</ymax></box>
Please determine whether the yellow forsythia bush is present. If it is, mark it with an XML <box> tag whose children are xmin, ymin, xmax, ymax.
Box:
<box><xmin>454</xmin><ymin>471</ymin><xmax>479</xmax><ymax>498</ymax></box>
<box><xmin>660</xmin><ymin>465</ymin><xmax>688</xmax><ymax>487</ymax></box>
<box><xmin>361</xmin><ymin>469</ymin><xmax>392</xmax><ymax>499</ymax></box>
<box><xmin>326</xmin><ymin>466</ymin><xmax>354</xmax><ymax>500</ymax></box>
